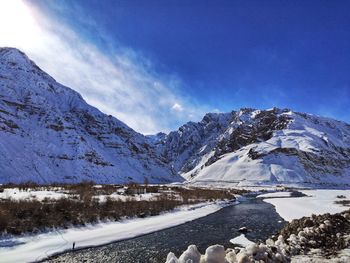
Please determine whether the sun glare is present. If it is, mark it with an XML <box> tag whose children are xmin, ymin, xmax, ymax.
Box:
<box><xmin>0</xmin><ymin>0</ymin><xmax>40</xmax><ymax>49</ymax></box>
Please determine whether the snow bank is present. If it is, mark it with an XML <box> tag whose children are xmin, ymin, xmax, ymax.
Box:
<box><xmin>262</xmin><ymin>190</ymin><xmax>350</xmax><ymax>221</ymax></box>
<box><xmin>0</xmin><ymin>188</ymin><xmax>69</xmax><ymax>201</ymax></box>
<box><xmin>95</xmin><ymin>192</ymin><xmax>162</xmax><ymax>202</ymax></box>
<box><xmin>0</xmin><ymin>188</ymin><xmax>163</xmax><ymax>202</ymax></box>
<box><xmin>256</xmin><ymin>191</ymin><xmax>293</xmax><ymax>198</ymax></box>
<box><xmin>0</xmin><ymin>200</ymin><xmax>235</xmax><ymax>263</ymax></box>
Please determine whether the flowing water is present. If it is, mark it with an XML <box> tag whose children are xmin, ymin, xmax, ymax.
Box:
<box><xmin>45</xmin><ymin>198</ymin><xmax>285</xmax><ymax>263</ymax></box>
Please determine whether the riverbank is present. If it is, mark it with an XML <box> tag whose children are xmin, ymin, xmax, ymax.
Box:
<box><xmin>4</xmin><ymin>188</ymin><xmax>347</xmax><ymax>262</ymax></box>
<box><xmin>0</xmin><ymin>182</ymin><xmax>240</xmax><ymax>235</ymax></box>
<box><xmin>44</xmin><ymin>198</ymin><xmax>285</xmax><ymax>263</ymax></box>
<box><xmin>166</xmin><ymin>208</ymin><xmax>350</xmax><ymax>263</ymax></box>
<box><xmin>258</xmin><ymin>189</ymin><xmax>350</xmax><ymax>221</ymax></box>
<box><xmin>166</xmin><ymin>189</ymin><xmax>350</xmax><ymax>263</ymax></box>
<box><xmin>0</xmin><ymin>200</ymin><xmax>235</xmax><ymax>263</ymax></box>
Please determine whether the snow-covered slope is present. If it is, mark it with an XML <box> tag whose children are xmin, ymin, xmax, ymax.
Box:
<box><xmin>0</xmin><ymin>47</ymin><xmax>181</xmax><ymax>184</ymax></box>
<box><xmin>157</xmin><ymin>108</ymin><xmax>350</xmax><ymax>187</ymax></box>
<box><xmin>1</xmin><ymin>47</ymin><xmax>349</xmax><ymax>186</ymax></box>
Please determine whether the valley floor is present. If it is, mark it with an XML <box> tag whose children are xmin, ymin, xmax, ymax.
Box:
<box><xmin>0</xmin><ymin>183</ymin><xmax>239</xmax><ymax>235</ymax></box>
<box><xmin>1</xmin><ymin>185</ymin><xmax>349</xmax><ymax>263</ymax></box>
<box><xmin>0</xmin><ymin>199</ymin><xmax>235</xmax><ymax>263</ymax></box>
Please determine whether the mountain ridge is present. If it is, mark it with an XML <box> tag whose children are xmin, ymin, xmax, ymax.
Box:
<box><xmin>157</xmin><ymin>107</ymin><xmax>350</xmax><ymax>187</ymax></box>
<box><xmin>1</xmin><ymin>47</ymin><xmax>349</xmax><ymax>186</ymax></box>
<box><xmin>0</xmin><ymin>47</ymin><xmax>181</xmax><ymax>184</ymax></box>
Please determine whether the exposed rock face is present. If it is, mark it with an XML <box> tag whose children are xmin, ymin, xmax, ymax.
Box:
<box><xmin>1</xmin><ymin>47</ymin><xmax>350</xmax><ymax>186</ymax></box>
<box><xmin>0</xmin><ymin>47</ymin><xmax>181</xmax><ymax>184</ymax></box>
<box><xmin>157</xmin><ymin>108</ymin><xmax>350</xmax><ymax>187</ymax></box>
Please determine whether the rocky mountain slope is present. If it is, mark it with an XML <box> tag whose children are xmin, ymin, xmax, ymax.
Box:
<box><xmin>0</xmin><ymin>47</ymin><xmax>181</xmax><ymax>184</ymax></box>
<box><xmin>1</xmin><ymin>47</ymin><xmax>349</xmax><ymax>186</ymax></box>
<box><xmin>156</xmin><ymin>108</ymin><xmax>350</xmax><ymax>187</ymax></box>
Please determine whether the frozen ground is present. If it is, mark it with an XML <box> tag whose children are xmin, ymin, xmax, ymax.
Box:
<box><xmin>0</xmin><ymin>187</ymin><xmax>163</xmax><ymax>202</ymax></box>
<box><xmin>94</xmin><ymin>192</ymin><xmax>162</xmax><ymax>202</ymax></box>
<box><xmin>261</xmin><ymin>189</ymin><xmax>350</xmax><ymax>221</ymax></box>
<box><xmin>0</xmin><ymin>200</ymin><xmax>235</xmax><ymax>263</ymax></box>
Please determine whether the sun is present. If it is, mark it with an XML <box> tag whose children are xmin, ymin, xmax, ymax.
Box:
<box><xmin>0</xmin><ymin>0</ymin><xmax>41</xmax><ymax>49</ymax></box>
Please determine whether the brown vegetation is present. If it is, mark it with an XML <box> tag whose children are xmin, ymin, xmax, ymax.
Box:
<box><xmin>0</xmin><ymin>182</ymin><xmax>239</xmax><ymax>235</ymax></box>
<box><xmin>0</xmin><ymin>196</ymin><xmax>180</xmax><ymax>235</ymax></box>
<box><xmin>335</xmin><ymin>199</ymin><xmax>350</xmax><ymax>207</ymax></box>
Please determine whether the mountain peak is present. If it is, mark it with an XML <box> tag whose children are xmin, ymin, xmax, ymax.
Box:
<box><xmin>1</xmin><ymin>47</ymin><xmax>349</xmax><ymax>187</ymax></box>
<box><xmin>0</xmin><ymin>47</ymin><xmax>33</xmax><ymax>67</ymax></box>
<box><xmin>0</xmin><ymin>47</ymin><xmax>182</xmax><ymax>184</ymax></box>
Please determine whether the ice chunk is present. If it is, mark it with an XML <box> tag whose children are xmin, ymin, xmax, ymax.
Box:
<box><xmin>230</xmin><ymin>234</ymin><xmax>255</xmax><ymax>247</ymax></box>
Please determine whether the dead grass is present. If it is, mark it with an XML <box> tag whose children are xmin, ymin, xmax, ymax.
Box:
<box><xmin>0</xmin><ymin>182</ymin><xmax>240</xmax><ymax>235</ymax></box>
<box><xmin>335</xmin><ymin>199</ymin><xmax>350</xmax><ymax>207</ymax></box>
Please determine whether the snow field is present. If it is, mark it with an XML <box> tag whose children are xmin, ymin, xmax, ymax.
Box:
<box><xmin>262</xmin><ymin>189</ymin><xmax>350</xmax><ymax>221</ymax></box>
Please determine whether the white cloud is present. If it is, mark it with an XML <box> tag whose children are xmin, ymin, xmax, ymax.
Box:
<box><xmin>0</xmin><ymin>0</ymin><xmax>209</xmax><ymax>134</ymax></box>
<box><xmin>171</xmin><ymin>103</ymin><xmax>184</xmax><ymax>112</ymax></box>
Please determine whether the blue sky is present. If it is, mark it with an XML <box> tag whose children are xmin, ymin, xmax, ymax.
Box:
<box><xmin>1</xmin><ymin>0</ymin><xmax>349</xmax><ymax>133</ymax></box>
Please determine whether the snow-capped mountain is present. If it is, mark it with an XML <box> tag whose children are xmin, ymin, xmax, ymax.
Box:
<box><xmin>0</xmin><ymin>47</ymin><xmax>181</xmax><ymax>184</ymax></box>
<box><xmin>157</xmin><ymin>108</ymin><xmax>350</xmax><ymax>187</ymax></box>
<box><xmin>1</xmin><ymin>47</ymin><xmax>349</xmax><ymax>187</ymax></box>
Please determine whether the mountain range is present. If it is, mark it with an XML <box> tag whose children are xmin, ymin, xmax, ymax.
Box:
<box><xmin>1</xmin><ymin>47</ymin><xmax>349</xmax><ymax>187</ymax></box>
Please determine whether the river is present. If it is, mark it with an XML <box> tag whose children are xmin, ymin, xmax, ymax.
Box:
<box><xmin>44</xmin><ymin>198</ymin><xmax>285</xmax><ymax>263</ymax></box>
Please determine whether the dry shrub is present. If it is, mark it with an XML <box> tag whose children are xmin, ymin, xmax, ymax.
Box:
<box><xmin>0</xmin><ymin>183</ymin><xmax>243</xmax><ymax>236</ymax></box>
<box><xmin>0</xmin><ymin>193</ymin><xmax>181</xmax><ymax>235</ymax></box>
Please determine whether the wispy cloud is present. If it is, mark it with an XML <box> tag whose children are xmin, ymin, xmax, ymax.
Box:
<box><xmin>0</xmin><ymin>0</ymin><xmax>208</xmax><ymax>134</ymax></box>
